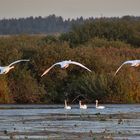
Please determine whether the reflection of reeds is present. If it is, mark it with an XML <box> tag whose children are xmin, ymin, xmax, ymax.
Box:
<box><xmin>89</xmin><ymin>130</ymin><xmax>94</xmax><ymax>137</ymax></box>
<box><xmin>24</xmin><ymin>136</ymin><xmax>28</xmax><ymax>139</ymax></box>
<box><xmin>99</xmin><ymin>118</ymin><xmax>107</xmax><ymax>121</ymax></box>
<box><xmin>4</xmin><ymin>130</ymin><xmax>8</xmax><ymax>135</ymax></box>
<box><xmin>118</xmin><ymin>118</ymin><xmax>123</xmax><ymax>124</ymax></box>
<box><xmin>10</xmin><ymin>135</ymin><xmax>14</xmax><ymax>139</ymax></box>
<box><xmin>95</xmin><ymin>112</ymin><xmax>101</xmax><ymax>115</ymax></box>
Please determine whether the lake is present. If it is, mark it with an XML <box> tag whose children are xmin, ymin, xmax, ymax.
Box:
<box><xmin>0</xmin><ymin>104</ymin><xmax>139</xmax><ymax>140</ymax></box>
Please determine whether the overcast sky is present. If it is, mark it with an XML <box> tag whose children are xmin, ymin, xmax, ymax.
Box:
<box><xmin>0</xmin><ymin>0</ymin><xmax>139</xmax><ymax>19</ymax></box>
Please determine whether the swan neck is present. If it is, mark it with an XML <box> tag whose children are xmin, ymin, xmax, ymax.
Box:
<box><xmin>96</xmin><ymin>101</ymin><xmax>98</xmax><ymax>107</ymax></box>
<box><xmin>79</xmin><ymin>101</ymin><xmax>82</xmax><ymax>107</ymax></box>
<box><xmin>64</xmin><ymin>100</ymin><xmax>67</xmax><ymax>107</ymax></box>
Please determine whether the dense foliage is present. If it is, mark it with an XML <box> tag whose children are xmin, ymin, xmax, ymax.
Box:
<box><xmin>60</xmin><ymin>16</ymin><xmax>140</xmax><ymax>47</ymax></box>
<box><xmin>0</xmin><ymin>16</ymin><xmax>140</xmax><ymax>104</ymax></box>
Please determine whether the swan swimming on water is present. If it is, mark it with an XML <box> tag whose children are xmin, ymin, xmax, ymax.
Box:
<box><xmin>41</xmin><ymin>60</ymin><xmax>91</xmax><ymax>77</ymax></box>
<box><xmin>95</xmin><ymin>100</ymin><xmax>105</xmax><ymax>109</ymax></box>
<box><xmin>114</xmin><ymin>60</ymin><xmax>140</xmax><ymax>76</ymax></box>
<box><xmin>79</xmin><ymin>100</ymin><xmax>87</xmax><ymax>109</ymax></box>
<box><xmin>64</xmin><ymin>100</ymin><xmax>71</xmax><ymax>110</ymax></box>
<box><xmin>0</xmin><ymin>59</ymin><xmax>30</xmax><ymax>74</ymax></box>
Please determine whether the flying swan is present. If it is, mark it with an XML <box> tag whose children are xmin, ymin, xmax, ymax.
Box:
<box><xmin>41</xmin><ymin>60</ymin><xmax>91</xmax><ymax>77</ymax></box>
<box><xmin>0</xmin><ymin>59</ymin><xmax>30</xmax><ymax>74</ymax></box>
<box><xmin>114</xmin><ymin>60</ymin><xmax>140</xmax><ymax>76</ymax></box>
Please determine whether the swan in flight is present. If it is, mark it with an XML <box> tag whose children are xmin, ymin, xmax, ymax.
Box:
<box><xmin>64</xmin><ymin>100</ymin><xmax>71</xmax><ymax>109</ymax></box>
<box><xmin>114</xmin><ymin>60</ymin><xmax>140</xmax><ymax>76</ymax></box>
<box><xmin>95</xmin><ymin>100</ymin><xmax>105</xmax><ymax>109</ymax></box>
<box><xmin>79</xmin><ymin>100</ymin><xmax>87</xmax><ymax>109</ymax></box>
<box><xmin>0</xmin><ymin>59</ymin><xmax>30</xmax><ymax>74</ymax></box>
<box><xmin>41</xmin><ymin>60</ymin><xmax>91</xmax><ymax>77</ymax></box>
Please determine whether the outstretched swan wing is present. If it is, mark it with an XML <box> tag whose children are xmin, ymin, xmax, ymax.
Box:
<box><xmin>67</xmin><ymin>61</ymin><xmax>92</xmax><ymax>72</ymax></box>
<box><xmin>41</xmin><ymin>62</ymin><xmax>61</xmax><ymax>77</ymax></box>
<box><xmin>114</xmin><ymin>61</ymin><xmax>132</xmax><ymax>76</ymax></box>
<box><xmin>9</xmin><ymin>59</ymin><xmax>30</xmax><ymax>67</ymax></box>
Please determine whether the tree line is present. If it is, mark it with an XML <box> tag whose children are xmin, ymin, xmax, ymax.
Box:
<box><xmin>0</xmin><ymin>15</ymin><xmax>140</xmax><ymax>39</ymax></box>
<box><xmin>0</xmin><ymin>15</ymin><xmax>85</xmax><ymax>35</ymax></box>
<box><xmin>0</xmin><ymin>15</ymin><xmax>140</xmax><ymax>104</ymax></box>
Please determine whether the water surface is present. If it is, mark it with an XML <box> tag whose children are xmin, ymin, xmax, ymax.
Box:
<box><xmin>0</xmin><ymin>104</ymin><xmax>139</xmax><ymax>140</ymax></box>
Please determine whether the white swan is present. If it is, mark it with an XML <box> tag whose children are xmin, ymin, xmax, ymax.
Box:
<box><xmin>114</xmin><ymin>60</ymin><xmax>140</xmax><ymax>76</ymax></box>
<box><xmin>0</xmin><ymin>59</ymin><xmax>30</xmax><ymax>74</ymax></box>
<box><xmin>95</xmin><ymin>100</ymin><xmax>105</xmax><ymax>109</ymax></box>
<box><xmin>41</xmin><ymin>60</ymin><xmax>91</xmax><ymax>77</ymax></box>
<box><xmin>64</xmin><ymin>100</ymin><xmax>71</xmax><ymax>109</ymax></box>
<box><xmin>79</xmin><ymin>100</ymin><xmax>87</xmax><ymax>109</ymax></box>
